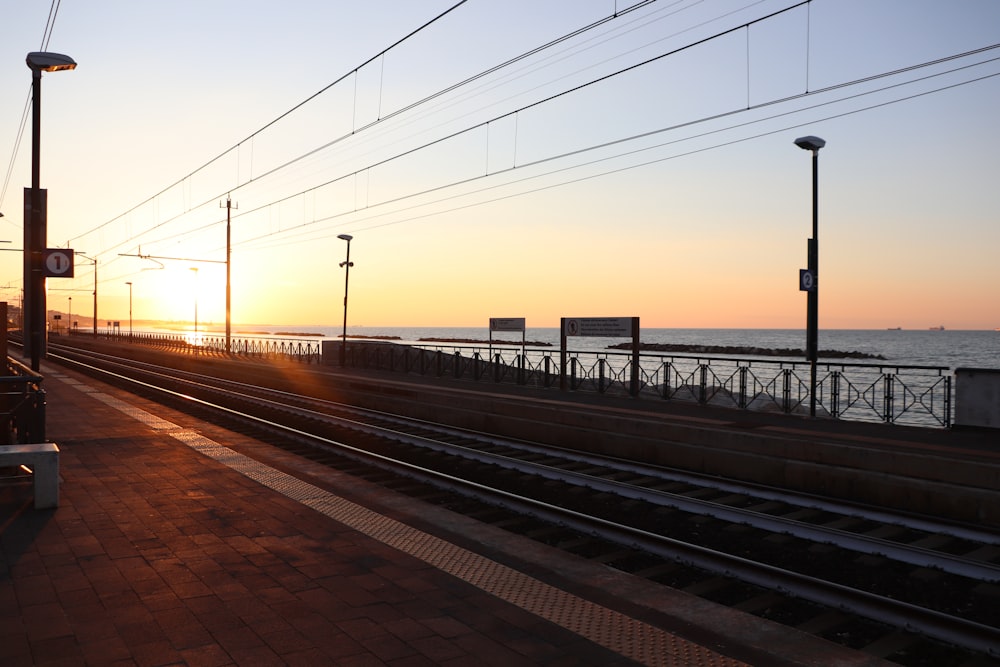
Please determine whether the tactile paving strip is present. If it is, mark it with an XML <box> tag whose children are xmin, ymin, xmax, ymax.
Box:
<box><xmin>53</xmin><ymin>372</ymin><xmax>748</xmax><ymax>667</ymax></box>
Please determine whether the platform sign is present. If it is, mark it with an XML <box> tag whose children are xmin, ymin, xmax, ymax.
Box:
<box><xmin>490</xmin><ymin>318</ymin><xmax>525</xmax><ymax>332</ymax></box>
<box><xmin>560</xmin><ymin>317</ymin><xmax>640</xmax><ymax>396</ymax></box>
<box><xmin>799</xmin><ymin>269</ymin><xmax>815</xmax><ymax>292</ymax></box>
<box><xmin>488</xmin><ymin>317</ymin><xmax>526</xmax><ymax>365</ymax></box>
<box><xmin>43</xmin><ymin>248</ymin><xmax>74</xmax><ymax>278</ymax></box>
<box><xmin>562</xmin><ymin>317</ymin><xmax>633</xmax><ymax>337</ymax></box>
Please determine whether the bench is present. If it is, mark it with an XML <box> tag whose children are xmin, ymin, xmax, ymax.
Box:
<box><xmin>0</xmin><ymin>443</ymin><xmax>60</xmax><ymax>509</ymax></box>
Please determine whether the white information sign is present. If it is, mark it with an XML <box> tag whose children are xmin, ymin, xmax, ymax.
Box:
<box><xmin>563</xmin><ymin>317</ymin><xmax>633</xmax><ymax>337</ymax></box>
<box><xmin>490</xmin><ymin>317</ymin><xmax>525</xmax><ymax>332</ymax></box>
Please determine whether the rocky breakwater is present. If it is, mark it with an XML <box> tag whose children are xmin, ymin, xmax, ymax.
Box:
<box><xmin>608</xmin><ymin>343</ymin><xmax>885</xmax><ymax>360</ymax></box>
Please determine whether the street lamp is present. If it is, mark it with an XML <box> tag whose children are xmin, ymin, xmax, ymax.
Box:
<box><xmin>190</xmin><ymin>267</ymin><xmax>198</xmax><ymax>343</ymax></box>
<box><xmin>75</xmin><ymin>252</ymin><xmax>98</xmax><ymax>337</ymax></box>
<box><xmin>125</xmin><ymin>282</ymin><xmax>133</xmax><ymax>339</ymax></box>
<box><xmin>795</xmin><ymin>134</ymin><xmax>825</xmax><ymax>418</ymax></box>
<box><xmin>67</xmin><ymin>296</ymin><xmax>72</xmax><ymax>335</ymax></box>
<box><xmin>337</xmin><ymin>234</ymin><xmax>353</xmax><ymax>367</ymax></box>
<box><xmin>25</xmin><ymin>51</ymin><xmax>76</xmax><ymax>371</ymax></box>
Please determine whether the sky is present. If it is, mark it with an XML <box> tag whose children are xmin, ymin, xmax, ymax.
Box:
<box><xmin>1</xmin><ymin>0</ymin><xmax>998</xmax><ymax>332</ymax></box>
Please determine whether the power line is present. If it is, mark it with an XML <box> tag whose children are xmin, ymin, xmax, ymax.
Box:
<box><xmin>0</xmin><ymin>88</ymin><xmax>33</xmax><ymax>219</ymax></box>
<box><xmin>61</xmin><ymin>2</ymin><xmax>1000</xmax><ymax>301</ymax></box>
<box><xmin>70</xmin><ymin>0</ymin><xmax>725</xmax><ymax>261</ymax></box>
<box><xmin>41</xmin><ymin>0</ymin><xmax>63</xmax><ymax>50</ymax></box>
<box><xmin>69</xmin><ymin>0</ymin><xmax>681</xmax><ymax>255</ymax></box>
<box><xmin>232</xmin><ymin>61</ymin><xmax>1000</xmax><ymax>256</ymax></box>
<box><xmin>0</xmin><ymin>0</ymin><xmax>65</xmax><ymax>213</ymax></box>
<box><xmin>152</xmin><ymin>33</ymin><xmax>1000</xmax><ymax>256</ymax></box>
<box><xmin>68</xmin><ymin>0</ymin><xmax>474</xmax><ymax>247</ymax></box>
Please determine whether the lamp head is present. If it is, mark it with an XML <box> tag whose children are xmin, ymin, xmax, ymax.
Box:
<box><xmin>794</xmin><ymin>135</ymin><xmax>826</xmax><ymax>152</ymax></box>
<box><xmin>337</xmin><ymin>234</ymin><xmax>353</xmax><ymax>242</ymax></box>
<box><xmin>26</xmin><ymin>52</ymin><xmax>77</xmax><ymax>73</ymax></box>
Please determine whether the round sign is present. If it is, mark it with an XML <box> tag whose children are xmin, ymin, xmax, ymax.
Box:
<box><xmin>45</xmin><ymin>250</ymin><xmax>74</xmax><ymax>276</ymax></box>
<box><xmin>799</xmin><ymin>269</ymin><xmax>815</xmax><ymax>292</ymax></box>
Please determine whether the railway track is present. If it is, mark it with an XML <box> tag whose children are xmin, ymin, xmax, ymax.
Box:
<box><xmin>46</xmin><ymin>343</ymin><xmax>1000</xmax><ymax>666</ymax></box>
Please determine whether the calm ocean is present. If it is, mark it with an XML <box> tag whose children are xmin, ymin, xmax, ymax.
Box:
<box><xmin>215</xmin><ymin>326</ymin><xmax>1000</xmax><ymax>371</ymax></box>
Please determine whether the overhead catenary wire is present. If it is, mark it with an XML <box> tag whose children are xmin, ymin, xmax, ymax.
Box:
<box><xmin>73</xmin><ymin>0</ymin><xmax>801</xmax><ymax>261</ymax></box>
<box><xmin>125</xmin><ymin>19</ymin><xmax>1000</xmax><ymax>260</ymax></box>
<box><xmin>0</xmin><ymin>0</ymin><xmax>65</xmax><ymax>219</ymax></box>
<box><xmin>67</xmin><ymin>0</ymin><xmax>473</xmax><ymax>248</ymax></box>
<box><xmin>51</xmin><ymin>1</ymin><xmax>1000</xmax><ymax>308</ymax></box>
<box><xmin>233</xmin><ymin>58</ymin><xmax>1000</xmax><ymax>254</ymax></box>
<box><xmin>66</xmin><ymin>0</ymin><xmax>679</xmax><ymax>266</ymax></box>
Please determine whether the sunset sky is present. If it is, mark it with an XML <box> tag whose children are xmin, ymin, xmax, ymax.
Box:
<box><xmin>1</xmin><ymin>0</ymin><xmax>998</xmax><ymax>331</ymax></box>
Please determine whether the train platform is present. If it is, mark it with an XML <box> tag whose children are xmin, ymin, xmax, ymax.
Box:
<box><xmin>2</xmin><ymin>360</ymin><xmax>899</xmax><ymax>666</ymax></box>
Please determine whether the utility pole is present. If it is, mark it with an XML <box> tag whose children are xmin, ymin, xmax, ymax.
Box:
<box><xmin>222</xmin><ymin>195</ymin><xmax>237</xmax><ymax>354</ymax></box>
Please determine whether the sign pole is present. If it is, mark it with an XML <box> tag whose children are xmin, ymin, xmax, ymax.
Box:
<box><xmin>560</xmin><ymin>318</ymin><xmax>567</xmax><ymax>391</ymax></box>
<box><xmin>631</xmin><ymin>316</ymin><xmax>640</xmax><ymax>397</ymax></box>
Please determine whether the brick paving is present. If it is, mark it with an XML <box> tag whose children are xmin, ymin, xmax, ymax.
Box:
<box><xmin>0</xmin><ymin>361</ymin><xmax>893</xmax><ymax>666</ymax></box>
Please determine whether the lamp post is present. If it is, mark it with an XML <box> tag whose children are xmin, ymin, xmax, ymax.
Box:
<box><xmin>190</xmin><ymin>267</ymin><xmax>198</xmax><ymax>344</ymax></box>
<box><xmin>337</xmin><ymin>234</ymin><xmax>353</xmax><ymax>367</ymax></box>
<box><xmin>794</xmin><ymin>135</ymin><xmax>825</xmax><ymax>418</ymax></box>
<box><xmin>67</xmin><ymin>296</ymin><xmax>72</xmax><ymax>335</ymax></box>
<box><xmin>25</xmin><ymin>51</ymin><xmax>76</xmax><ymax>371</ymax></box>
<box><xmin>223</xmin><ymin>196</ymin><xmax>234</xmax><ymax>354</ymax></box>
<box><xmin>125</xmin><ymin>281</ymin><xmax>133</xmax><ymax>339</ymax></box>
<box><xmin>75</xmin><ymin>252</ymin><xmax>97</xmax><ymax>337</ymax></box>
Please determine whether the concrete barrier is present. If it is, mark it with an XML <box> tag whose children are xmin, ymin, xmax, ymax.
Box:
<box><xmin>0</xmin><ymin>442</ymin><xmax>60</xmax><ymax>508</ymax></box>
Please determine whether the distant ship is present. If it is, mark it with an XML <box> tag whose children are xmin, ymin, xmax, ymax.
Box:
<box><xmin>929</xmin><ymin>325</ymin><xmax>945</xmax><ymax>331</ymax></box>
<box><xmin>887</xmin><ymin>327</ymin><xmax>902</xmax><ymax>330</ymax></box>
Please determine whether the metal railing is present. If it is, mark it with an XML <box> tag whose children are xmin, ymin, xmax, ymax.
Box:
<box><xmin>65</xmin><ymin>332</ymin><xmax>954</xmax><ymax>427</ymax></box>
<box><xmin>2</xmin><ymin>357</ymin><xmax>46</xmax><ymax>444</ymax></box>
<box><xmin>344</xmin><ymin>341</ymin><xmax>953</xmax><ymax>428</ymax></box>
<box><xmin>103</xmin><ymin>331</ymin><xmax>322</xmax><ymax>364</ymax></box>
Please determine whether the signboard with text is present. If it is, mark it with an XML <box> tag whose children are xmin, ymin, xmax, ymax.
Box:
<box><xmin>490</xmin><ymin>317</ymin><xmax>525</xmax><ymax>332</ymax></box>
<box><xmin>562</xmin><ymin>317</ymin><xmax>633</xmax><ymax>337</ymax></box>
<box><xmin>560</xmin><ymin>317</ymin><xmax>640</xmax><ymax>396</ymax></box>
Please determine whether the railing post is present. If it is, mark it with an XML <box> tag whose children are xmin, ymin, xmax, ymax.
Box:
<box><xmin>571</xmin><ymin>358</ymin><xmax>578</xmax><ymax>390</ymax></box>
<box><xmin>598</xmin><ymin>358</ymin><xmax>606</xmax><ymax>394</ymax></box>
<box><xmin>782</xmin><ymin>368</ymin><xmax>793</xmax><ymax>413</ymax></box>
<box><xmin>494</xmin><ymin>353</ymin><xmax>501</xmax><ymax>383</ymax></box>
<box><xmin>883</xmin><ymin>373</ymin><xmax>895</xmax><ymax>423</ymax></box>
<box><xmin>830</xmin><ymin>370</ymin><xmax>841</xmax><ymax>418</ymax></box>
<box><xmin>473</xmin><ymin>352</ymin><xmax>482</xmax><ymax>381</ymax></box>
<box><xmin>698</xmin><ymin>363</ymin><xmax>708</xmax><ymax>404</ymax></box>
<box><xmin>943</xmin><ymin>374</ymin><xmax>952</xmax><ymax>428</ymax></box>
<box><xmin>544</xmin><ymin>356</ymin><xmax>552</xmax><ymax>387</ymax></box>
<box><xmin>738</xmin><ymin>365</ymin><xmax>748</xmax><ymax>408</ymax></box>
<box><xmin>661</xmin><ymin>361</ymin><xmax>671</xmax><ymax>399</ymax></box>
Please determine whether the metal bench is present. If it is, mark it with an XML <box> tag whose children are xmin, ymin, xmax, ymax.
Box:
<box><xmin>0</xmin><ymin>443</ymin><xmax>60</xmax><ymax>509</ymax></box>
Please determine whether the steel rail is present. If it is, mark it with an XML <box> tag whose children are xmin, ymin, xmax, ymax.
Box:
<box><xmin>47</xmin><ymin>347</ymin><xmax>1000</xmax><ymax>656</ymax></box>
<box><xmin>47</xmin><ymin>343</ymin><xmax>1000</xmax><ymax>578</ymax></box>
